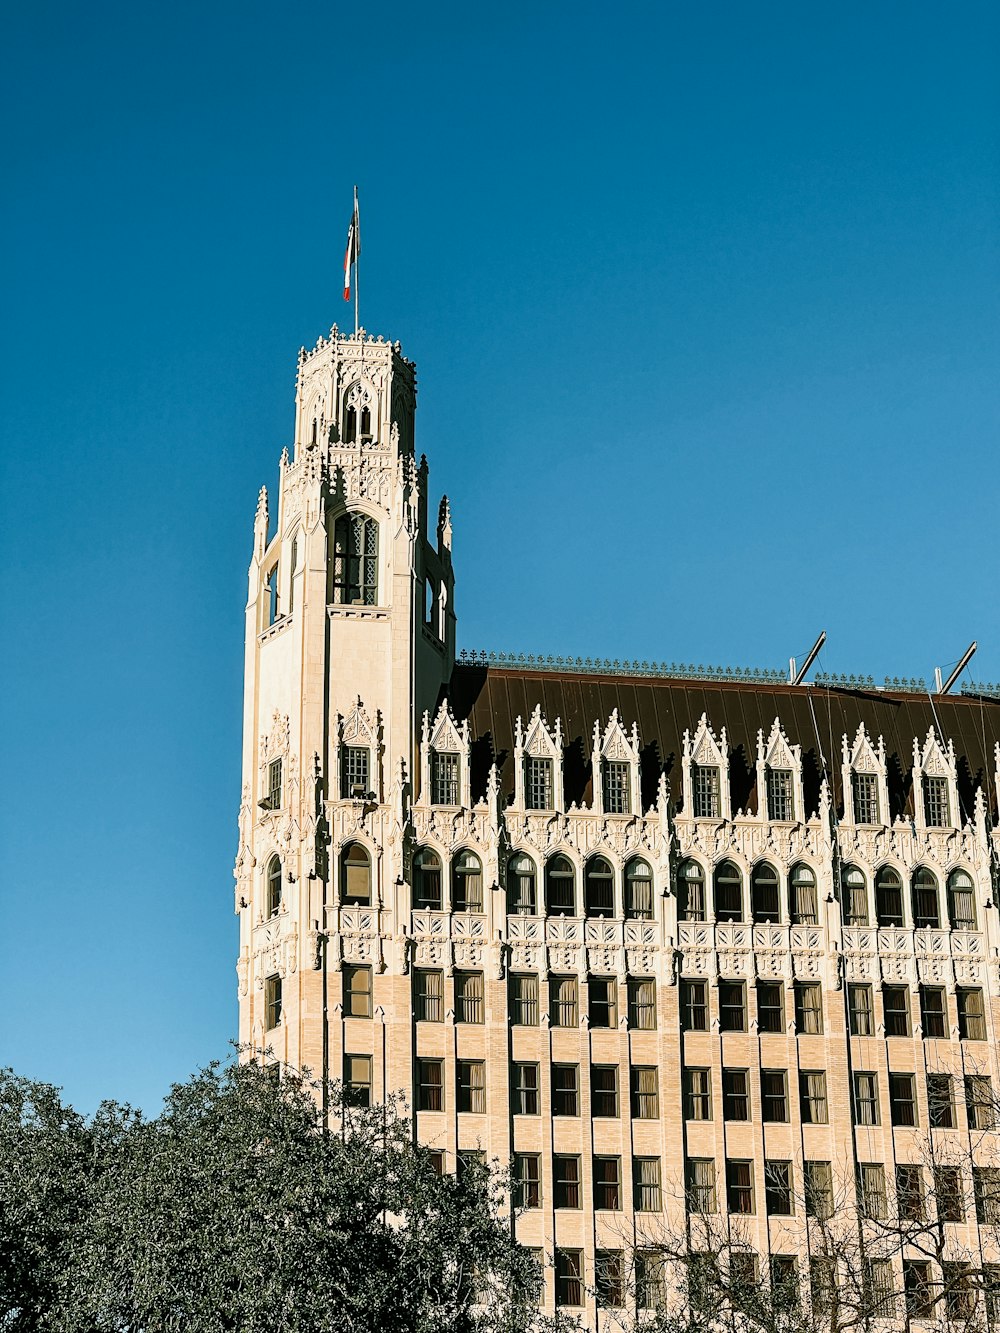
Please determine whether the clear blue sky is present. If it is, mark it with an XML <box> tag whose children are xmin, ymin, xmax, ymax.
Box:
<box><xmin>2</xmin><ymin>1</ymin><xmax>998</xmax><ymax>1114</ymax></box>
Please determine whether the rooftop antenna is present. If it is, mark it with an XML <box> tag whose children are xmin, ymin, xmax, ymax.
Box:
<box><xmin>936</xmin><ymin>640</ymin><xmax>976</xmax><ymax>696</ymax></box>
<box><xmin>791</xmin><ymin>630</ymin><xmax>827</xmax><ymax>686</ymax></box>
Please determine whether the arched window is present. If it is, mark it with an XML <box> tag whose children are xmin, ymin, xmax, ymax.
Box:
<box><xmin>841</xmin><ymin>865</ymin><xmax>869</xmax><ymax>926</ymax></box>
<box><xmin>751</xmin><ymin>862</ymin><xmax>780</xmax><ymax>923</ymax></box>
<box><xmin>625</xmin><ymin>858</ymin><xmax>654</xmax><ymax>920</ymax></box>
<box><xmin>266</xmin><ymin>855</ymin><xmax>282</xmax><ymax>918</ymax></box>
<box><xmin>332</xmin><ymin>513</ymin><xmax>378</xmax><ymax>605</ymax></box>
<box><xmin>789</xmin><ymin>863</ymin><xmax>817</xmax><ymax>925</ymax></box>
<box><xmin>545</xmin><ymin>854</ymin><xmax>575</xmax><ymax>915</ymax></box>
<box><xmin>452</xmin><ymin>850</ymin><xmax>483</xmax><ymax>914</ymax></box>
<box><xmin>584</xmin><ymin>856</ymin><xmax>615</xmax><ymax>917</ymax></box>
<box><xmin>359</xmin><ymin>405</ymin><xmax>371</xmax><ymax>438</ymax></box>
<box><xmin>677</xmin><ymin>859</ymin><xmax>705</xmax><ymax>922</ymax></box>
<box><xmin>341</xmin><ymin>842</ymin><xmax>371</xmax><ymax>905</ymax></box>
<box><xmin>414</xmin><ymin>848</ymin><xmax>442</xmax><ymax>911</ymax></box>
<box><xmin>875</xmin><ymin>866</ymin><xmax>903</xmax><ymax>927</ymax></box>
<box><xmin>343</xmin><ymin>404</ymin><xmax>357</xmax><ymax>443</ymax></box>
<box><xmin>714</xmin><ymin>860</ymin><xmax>743</xmax><ymax>922</ymax></box>
<box><xmin>912</xmin><ymin>867</ymin><xmax>940</xmax><ymax>929</ymax></box>
<box><xmin>947</xmin><ymin>869</ymin><xmax>977</xmax><ymax>931</ymax></box>
<box><xmin>507</xmin><ymin>853</ymin><xmax>536</xmax><ymax>915</ymax></box>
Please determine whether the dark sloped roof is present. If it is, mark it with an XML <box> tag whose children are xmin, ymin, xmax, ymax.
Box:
<box><xmin>444</xmin><ymin>665</ymin><xmax>1000</xmax><ymax>824</ymax></box>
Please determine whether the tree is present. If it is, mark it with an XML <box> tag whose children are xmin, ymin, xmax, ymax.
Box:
<box><xmin>0</xmin><ymin>1059</ymin><xmax>540</xmax><ymax>1333</ymax></box>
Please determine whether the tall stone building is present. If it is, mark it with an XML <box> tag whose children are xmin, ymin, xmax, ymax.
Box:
<box><xmin>235</xmin><ymin>323</ymin><xmax>1000</xmax><ymax>1322</ymax></box>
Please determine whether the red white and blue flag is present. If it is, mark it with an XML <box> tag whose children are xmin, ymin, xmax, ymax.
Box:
<box><xmin>343</xmin><ymin>187</ymin><xmax>360</xmax><ymax>301</ymax></box>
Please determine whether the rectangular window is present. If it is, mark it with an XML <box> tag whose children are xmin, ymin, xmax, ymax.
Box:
<box><xmin>770</xmin><ymin>1256</ymin><xmax>798</xmax><ymax>1301</ymax></box>
<box><xmin>692</xmin><ymin>764</ymin><xmax>721</xmax><ymax>818</ymax></box>
<box><xmin>958</xmin><ymin>986</ymin><xmax>987</xmax><ymax>1040</ymax></box>
<box><xmin>511</xmin><ymin>1062</ymin><xmax>539</xmax><ymax>1116</ymax></box>
<box><xmin>416</xmin><ymin>1058</ymin><xmax>443</xmax><ymax>1112</ymax></box>
<box><xmin>853</xmin><ymin>1072</ymin><xmax>879</xmax><ymax>1125</ymax></box>
<box><xmin>413</xmin><ymin>968</ymin><xmax>443</xmax><ymax>1023</ymax></box>
<box><xmin>681</xmin><ymin>979</ymin><xmax>708</xmax><ymax>1031</ymax></box>
<box><xmin>341</xmin><ymin>745</ymin><xmax>370</xmax><ymax>799</ymax></box>
<box><xmin>799</xmin><ymin>1071</ymin><xmax>828</xmax><ymax>1124</ymax></box>
<box><xmin>451</xmin><ymin>855</ymin><xmax>483</xmax><ymax>912</ymax></box>
<box><xmin>456</xmin><ymin>1060</ymin><xmax>485</xmax><ymax>1113</ymax></box>
<box><xmin>975</xmin><ymin>1167</ymin><xmax>1000</xmax><ymax>1224</ymax></box>
<box><xmin>723</xmin><ymin>1069</ymin><xmax>750</xmax><ymax>1122</ymax></box>
<box><xmin>634</xmin><ymin>1156</ymin><xmax>662</xmax><ymax>1212</ymax></box>
<box><xmin>865</xmin><ymin>1259</ymin><xmax>896</xmax><ymax>1320</ymax></box>
<box><xmin>857</xmin><ymin>1163</ymin><xmax>887</xmax><ymax>1220</ymax></box>
<box><xmin>843</xmin><ymin>869</ymin><xmax>869</xmax><ymax>925</ymax></box>
<box><xmin>882</xmin><ymin>984</ymin><xmax>910</xmax><ymax>1037</ymax></box>
<box><xmin>264</xmin><ymin>974</ymin><xmax>282</xmax><ymax>1029</ymax></box>
<box><xmin>593</xmin><ymin>1155</ymin><xmax>621</xmax><ymax>1210</ymax></box>
<box><xmin>549</xmin><ymin>975</ymin><xmax>578</xmax><ymax>1028</ymax></box>
<box><xmin>554</xmin><ymin>1249</ymin><xmax>583</xmax><ymax>1307</ymax></box>
<box><xmin>896</xmin><ymin>1164</ymin><xmax>924</xmax><ymax>1220</ymax></box>
<box><xmin>553</xmin><ymin>1155</ymin><xmax>581</xmax><ymax>1209</ymax></box>
<box><xmin>920</xmin><ymin>984</ymin><xmax>947</xmax><ymax>1038</ymax></box>
<box><xmin>794</xmin><ymin>981</ymin><xmax>823</xmax><ymax>1034</ymax></box>
<box><xmin>810</xmin><ymin>1258</ymin><xmax>836</xmax><ymax>1316</ymax></box>
<box><xmin>588</xmin><ymin>976</ymin><xmax>617</xmax><ymax>1029</ymax></box>
<box><xmin>596</xmin><ymin>1250</ymin><xmax>625</xmax><ymax>1308</ymax></box>
<box><xmin>344</xmin><ymin>1053</ymin><xmax>372</xmax><ymax>1107</ymax></box>
<box><xmin>848</xmin><ymin>983</ymin><xmax>874</xmax><ymax>1036</ymax></box>
<box><xmin>627</xmin><ymin>977</ymin><xmax>657</xmax><ymax>1030</ymax></box>
<box><xmin>966</xmin><ymin>1075</ymin><xmax>995</xmax><ymax>1130</ymax></box>
<box><xmin>949</xmin><ymin>874</ymin><xmax>977</xmax><ymax>930</ymax></box>
<box><xmin>889</xmin><ymin>1073</ymin><xmax>917</xmax><ymax>1127</ymax></box>
<box><xmin>454</xmin><ymin>970</ymin><xmax>484</xmax><ymax>1024</ymax></box>
<box><xmin>266</xmin><ymin>757</ymin><xmax>283</xmax><ymax>810</ymax></box>
<box><xmin>790</xmin><ymin>868</ymin><xmax>818</xmax><ymax>924</ymax></box>
<box><xmin>761</xmin><ymin>1070</ymin><xmax>788</xmax><ymax>1123</ymax></box>
<box><xmin>431</xmin><ymin>751</ymin><xmax>459</xmax><ymax>806</ymax></box>
<box><xmin>766</xmin><ymin>768</ymin><xmax>794</xmax><ymax>821</ymax></box>
<box><xmin>726</xmin><ymin>1159</ymin><xmax>755</xmax><ymax>1214</ymax></box>
<box><xmin>987</xmin><ymin>1266</ymin><xmax>1000</xmax><ymax>1325</ymax></box>
<box><xmin>552</xmin><ymin>1063</ymin><xmax>579</xmax><ymax>1117</ymax></box>
<box><xmin>524</xmin><ymin>757</ymin><xmax>553</xmax><ymax>810</ymax></box>
<box><xmin>924</xmin><ymin>775</ymin><xmax>950</xmax><ymax>827</ymax></box>
<box><xmin>719</xmin><ymin>979</ymin><xmax>747</xmax><ymax>1032</ymax></box>
<box><xmin>756</xmin><ymin>980</ymin><xmax>784</xmax><ymax>1033</ymax></box>
<box><xmin>343</xmin><ymin>964</ymin><xmax>372</xmax><ymax>1019</ymax></box>
<box><xmin>636</xmin><ymin>1250</ymin><xmax>667</xmax><ymax>1310</ymax></box>
<box><xmin>603</xmin><ymin>761</ymin><xmax>631</xmax><ymax>814</ymax></box>
<box><xmin>852</xmin><ymin>771</ymin><xmax>880</xmax><ymax>824</ymax></box>
<box><xmin>944</xmin><ymin>1263</ymin><xmax>976</xmax><ymax>1321</ymax></box>
<box><xmin>935</xmin><ymin>1165</ymin><xmax>964</xmax><ymax>1222</ymax></box>
<box><xmin>904</xmin><ymin>1259</ymin><xmax>933</xmax><ymax>1320</ymax></box>
<box><xmin>631</xmin><ymin>1065</ymin><xmax>660</xmax><ymax>1119</ymax></box>
<box><xmin>804</xmin><ymin>1161</ymin><xmax>833</xmax><ymax>1219</ymax></box>
<box><xmin>684</xmin><ymin>1068</ymin><xmax>712</xmax><ymax>1121</ymax></box>
<box><xmin>513</xmin><ymin>1153</ymin><xmax>540</xmax><ymax>1209</ymax></box>
<box><xmin>686</xmin><ymin>1158</ymin><xmax>717</xmax><ymax>1213</ymax></box>
<box><xmin>765</xmin><ymin>1160</ymin><xmax>793</xmax><ymax>1216</ymax></box>
<box><xmin>508</xmin><ymin>973</ymin><xmax>538</xmax><ymax>1026</ymax></box>
<box><xmin>591</xmin><ymin>1064</ymin><xmax>618</xmax><ymax>1118</ymax></box>
<box><xmin>928</xmin><ymin>1073</ymin><xmax>955</xmax><ymax>1129</ymax></box>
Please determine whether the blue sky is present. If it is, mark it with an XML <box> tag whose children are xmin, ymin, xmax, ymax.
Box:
<box><xmin>2</xmin><ymin>1</ymin><xmax>998</xmax><ymax>1113</ymax></box>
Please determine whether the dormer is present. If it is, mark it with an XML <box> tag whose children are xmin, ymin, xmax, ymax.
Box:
<box><xmin>681</xmin><ymin>714</ymin><xmax>731</xmax><ymax>821</ymax></box>
<box><xmin>756</xmin><ymin>717</ymin><xmax>805</xmax><ymax>824</ymax></box>
<box><xmin>513</xmin><ymin>705</ymin><xmax>564</xmax><ymax>813</ymax></box>
<box><xmin>912</xmin><ymin>728</ymin><xmax>959</xmax><ymax>831</ymax></box>
<box><xmin>590</xmin><ymin>709</ymin><xmax>641</xmax><ymax>816</ymax></box>
<box><xmin>335</xmin><ymin>698</ymin><xmax>381</xmax><ymax>802</ymax></box>
<box><xmin>841</xmin><ymin>723</ymin><xmax>889</xmax><ymax>827</ymax></box>
<box><xmin>419</xmin><ymin>700</ymin><xmax>470</xmax><ymax>809</ymax></box>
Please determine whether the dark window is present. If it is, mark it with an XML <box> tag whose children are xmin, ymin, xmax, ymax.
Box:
<box><xmin>451</xmin><ymin>850</ymin><xmax>482</xmax><ymax>912</ymax></box>
<box><xmin>264</xmin><ymin>974</ymin><xmax>282</xmax><ymax>1029</ymax></box>
<box><xmin>511</xmin><ymin>1062</ymin><xmax>539</xmax><ymax>1116</ymax></box>
<box><xmin>684</xmin><ymin>1068</ymin><xmax>712</xmax><ymax>1121</ymax></box>
<box><xmin>927</xmin><ymin>1073</ymin><xmax>955</xmax><ymax>1129</ymax></box>
<box><xmin>631</xmin><ymin>1065</ymin><xmax>659</xmax><ymax>1119</ymax></box>
<box><xmin>986</xmin><ymin>1265</ymin><xmax>1000</xmax><ymax>1323</ymax></box>
<box><xmin>677</xmin><ymin>859</ymin><xmax>705</xmax><ymax>922</ymax></box>
<box><xmin>552</xmin><ymin>1064</ymin><xmax>579</xmax><ymax>1116</ymax></box>
<box><xmin>455</xmin><ymin>970</ymin><xmax>484</xmax><ymax>1024</ymax></box>
<box><xmin>628</xmin><ymin>977</ymin><xmax>657</xmax><ymax>1030</ymax></box>
<box><xmin>726</xmin><ymin>1159</ymin><xmax>755</xmax><ymax>1214</ymax></box>
<box><xmin>944</xmin><ymin>1263</ymin><xmax>976</xmax><ymax>1321</ymax></box>
<box><xmin>756</xmin><ymin>980</ymin><xmax>784</xmax><ymax>1033</ymax></box>
<box><xmin>593</xmin><ymin>1155</ymin><xmax>621</xmax><ymax>1210</ymax></box>
<box><xmin>852</xmin><ymin>771</ymin><xmax>880</xmax><ymax>824</ymax></box>
<box><xmin>634</xmin><ymin>1157</ymin><xmax>661</xmax><ymax>1211</ymax></box>
<box><xmin>603</xmin><ymin>761</ymin><xmax>631</xmax><ymax>815</ymax></box>
<box><xmin>549</xmin><ymin>974</ymin><xmax>578</xmax><ymax>1027</ymax></box>
<box><xmin>686</xmin><ymin>1158</ymin><xmax>717</xmax><ymax>1213</ymax></box>
<box><xmin>509</xmin><ymin>973</ymin><xmax>538</xmax><ymax>1026</ymax></box>
<box><xmin>857</xmin><ymin>1163</ymin><xmax>887</xmax><ymax>1219</ymax></box>
<box><xmin>545</xmin><ymin>854</ymin><xmax>575</xmax><ymax>914</ymax></box>
<box><xmin>853</xmin><ymin>1071</ymin><xmax>879</xmax><ymax>1125</ymax></box>
<box><xmin>584</xmin><ymin>856</ymin><xmax>615</xmax><ymax>916</ymax></box>
<box><xmin>794</xmin><ymin>982</ymin><xmax>823</xmax><ymax>1034</ymax></box>
<box><xmin>596</xmin><ymin>1250</ymin><xmax>625</xmax><ymax>1308</ymax></box>
<box><xmin>924</xmin><ymin>775</ymin><xmax>950</xmax><ymax>828</ymax></box>
<box><xmin>804</xmin><ymin>1161</ymin><xmax>833</xmax><ymax>1219</ymax></box>
<box><xmin>958</xmin><ymin>987</ymin><xmax>987</xmax><ymax>1040</ymax></box>
<box><xmin>588</xmin><ymin>976</ymin><xmax>617</xmax><ymax>1028</ymax></box>
<box><xmin>714</xmin><ymin>860</ymin><xmax>743</xmax><ymax>921</ymax></box>
<box><xmin>591</xmin><ymin>1064</ymin><xmax>618</xmax><ymax>1118</ymax></box>
<box><xmin>889</xmin><ymin>1073</ymin><xmax>917</xmax><ymax>1127</ymax></box>
<box><xmin>904</xmin><ymin>1260</ymin><xmax>933</xmax><ymax>1320</ymax></box>
<box><xmin>896</xmin><ymin>1164</ymin><xmax>924</xmax><ymax>1220</ymax></box>
<box><xmin>766</xmin><ymin>768</ymin><xmax>795</xmax><ymax>822</ymax></box>
<box><xmin>882</xmin><ymin>984</ymin><xmax>910</xmax><ymax>1037</ymax></box>
<box><xmin>948</xmin><ymin>868</ymin><xmax>977</xmax><ymax>930</ymax></box>
<box><xmin>506</xmin><ymin>853</ymin><xmax>536</xmax><ymax>914</ymax></box>
<box><xmin>722</xmin><ymin>1069</ymin><xmax>750</xmax><ymax>1121</ymax></box>
<box><xmin>770</xmin><ymin>1256</ymin><xmax>798</xmax><ymax>1301</ymax></box>
<box><xmin>525</xmin><ymin>757</ymin><xmax>553</xmax><ymax>811</ymax></box>
<box><xmin>912</xmin><ymin>867</ymin><xmax>940</xmax><ymax>928</ymax></box>
<box><xmin>414</xmin><ymin>969</ymin><xmax>443</xmax><ymax>1023</ymax></box>
<box><xmin>966</xmin><ymin>1075</ymin><xmax>995</xmax><ymax>1130</ymax></box>
<box><xmin>799</xmin><ymin>1071</ymin><xmax>828</xmax><ymax>1124</ymax></box>
<box><xmin>761</xmin><ymin>1070</ymin><xmax>788</xmax><ymax>1122</ymax></box>
<box><xmin>431</xmin><ymin>751</ymin><xmax>459</xmax><ymax>806</ymax></box>
<box><xmin>553</xmin><ymin>1156</ymin><xmax>581</xmax><ymax>1209</ymax></box>
<box><xmin>265</xmin><ymin>856</ymin><xmax>282</xmax><ymax>917</ymax></box>
<box><xmin>265</xmin><ymin>758</ymin><xmax>283</xmax><ymax>810</ymax></box>
<box><xmin>935</xmin><ymin>1165</ymin><xmax>964</xmax><ymax>1221</ymax></box>
<box><xmin>681</xmin><ymin>978</ymin><xmax>708</xmax><ymax>1031</ymax></box>
<box><xmin>265</xmin><ymin>563</ymin><xmax>279</xmax><ymax>625</ymax></box>
<box><xmin>719</xmin><ymin>980</ymin><xmax>747</xmax><ymax>1032</ymax></box>
<box><xmin>920</xmin><ymin>984</ymin><xmax>947</xmax><ymax>1038</ymax></box>
<box><xmin>413</xmin><ymin>848</ymin><xmax>442</xmax><ymax>911</ymax></box>
<box><xmin>625</xmin><ymin>858</ymin><xmax>654</xmax><ymax>919</ymax></box>
<box><xmin>848</xmin><ymin>983</ymin><xmax>874</xmax><ymax>1035</ymax></box>
<box><xmin>975</xmin><ymin>1167</ymin><xmax>1000</xmax><ymax>1224</ymax></box>
<box><xmin>513</xmin><ymin>1153</ymin><xmax>540</xmax><ymax>1208</ymax></box>
<box><xmin>865</xmin><ymin>1259</ymin><xmax>896</xmax><ymax>1320</ymax></box>
<box><xmin>332</xmin><ymin>512</ymin><xmax>378</xmax><ymax>605</ymax></box>
<box><xmin>344</xmin><ymin>1053</ymin><xmax>372</xmax><ymax>1107</ymax></box>
<box><xmin>555</xmin><ymin>1249</ymin><xmax>583</xmax><ymax>1306</ymax></box>
<box><xmin>789</xmin><ymin>863</ymin><xmax>817</xmax><ymax>924</ymax></box>
<box><xmin>875</xmin><ymin>866</ymin><xmax>903</xmax><ymax>926</ymax></box>
<box><xmin>416</xmin><ymin>1058</ymin><xmax>443</xmax><ymax>1112</ymax></box>
<box><xmin>692</xmin><ymin>764</ymin><xmax>721</xmax><ymax>818</ymax></box>
<box><xmin>343</xmin><ymin>964</ymin><xmax>372</xmax><ymax>1018</ymax></box>
<box><xmin>841</xmin><ymin>864</ymin><xmax>869</xmax><ymax>925</ymax></box>
<box><xmin>765</xmin><ymin>1161</ymin><xmax>793</xmax><ymax>1216</ymax></box>
<box><xmin>751</xmin><ymin>862</ymin><xmax>780</xmax><ymax>923</ymax></box>
<box><xmin>341</xmin><ymin>841</ymin><xmax>371</xmax><ymax>904</ymax></box>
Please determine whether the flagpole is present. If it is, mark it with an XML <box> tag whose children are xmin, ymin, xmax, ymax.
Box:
<box><xmin>353</xmin><ymin>185</ymin><xmax>359</xmax><ymax>335</ymax></box>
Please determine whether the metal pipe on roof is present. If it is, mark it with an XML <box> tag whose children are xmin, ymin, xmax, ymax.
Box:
<box><xmin>937</xmin><ymin>641</ymin><xmax>977</xmax><ymax>695</ymax></box>
<box><xmin>793</xmin><ymin>630</ymin><xmax>827</xmax><ymax>686</ymax></box>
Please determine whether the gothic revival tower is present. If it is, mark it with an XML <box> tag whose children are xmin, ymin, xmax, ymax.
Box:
<box><xmin>234</xmin><ymin>326</ymin><xmax>455</xmax><ymax>1069</ymax></box>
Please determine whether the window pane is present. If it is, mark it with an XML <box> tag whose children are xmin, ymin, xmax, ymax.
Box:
<box><xmin>455</xmin><ymin>970</ymin><xmax>484</xmax><ymax>1024</ymax></box>
<box><xmin>525</xmin><ymin>757</ymin><xmax>553</xmax><ymax>810</ymax></box>
<box><xmin>632</xmin><ymin>1065</ymin><xmax>659</xmax><ymax>1119</ymax></box>
<box><xmin>431</xmin><ymin>751</ymin><xmax>460</xmax><ymax>806</ymax></box>
<box><xmin>549</xmin><ymin>975</ymin><xmax>579</xmax><ymax>1027</ymax></box>
<box><xmin>692</xmin><ymin>764</ymin><xmax>721</xmax><ymax>818</ymax></box>
<box><xmin>509</xmin><ymin>973</ymin><xmax>539</xmax><ymax>1026</ymax></box>
<box><xmin>603</xmin><ymin>761</ymin><xmax>631</xmax><ymax>815</ymax></box>
<box><xmin>626</xmin><ymin>858</ymin><xmax>654</xmax><ymax>919</ymax></box>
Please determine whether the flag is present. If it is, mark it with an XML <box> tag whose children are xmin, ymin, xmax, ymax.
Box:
<box><xmin>343</xmin><ymin>188</ymin><xmax>360</xmax><ymax>301</ymax></box>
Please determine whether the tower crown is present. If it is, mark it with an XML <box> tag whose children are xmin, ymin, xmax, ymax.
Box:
<box><xmin>296</xmin><ymin>326</ymin><xmax>415</xmax><ymax>458</ymax></box>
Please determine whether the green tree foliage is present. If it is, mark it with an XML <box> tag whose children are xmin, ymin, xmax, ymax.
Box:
<box><xmin>0</xmin><ymin>1060</ymin><xmax>539</xmax><ymax>1333</ymax></box>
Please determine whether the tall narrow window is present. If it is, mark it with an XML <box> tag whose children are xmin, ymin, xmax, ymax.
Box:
<box><xmin>524</xmin><ymin>756</ymin><xmax>553</xmax><ymax>810</ymax></box>
<box><xmin>455</xmin><ymin>970</ymin><xmax>484</xmax><ymax>1024</ymax></box>
<box><xmin>266</xmin><ymin>564</ymin><xmax>279</xmax><ymax>625</ymax></box>
<box><xmin>853</xmin><ymin>1072</ymin><xmax>879</xmax><ymax>1125</ymax></box>
<box><xmin>603</xmin><ymin>760</ymin><xmax>631</xmax><ymax>814</ymax></box>
<box><xmin>625</xmin><ymin>858</ymin><xmax>654</xmax><ymax>919</ymax></box>
<box><xmin>359</xmin><ymin>405</ymin><xmax>371</xmax><ymax>439</ymax></box>
<box><xmin>804</xmin><ymin>1162</ymin><xmax>833</xmax><ymax>1219</ymax></box>
<box><xmin>790</xmin><ymin>863</ymin><xmax>818</xmax><ymax>924</ymax></box>
<box><xmin>628</xmin><ymin>977</ymin><xmax>657</xmax><ymax>1030</ymax></box>
<box><xmin>344</xmin><ymin>1054</ymin><xmax>372</xmax><ymax>1107</ymax></box>
<box><xmin>332</xmin><ymin>513</ymin><xmax>378</xmax><ymax>605</ymax></box>
<box><xmin>719</xmin><ymin>980</ymin><xmax>747</xmax><ymax>1032</ymax></box>
<box><xmin>841</xmin><ymin>865</ymin><xmax>869</xmax><ymax>925</ymax></box>
<box><xmin>920</xmin><ymin>984</ymin><xmax>947</xmax><ymax>1037</ymax></box>
<box><xmin>343</xmin><ymin>404</ymin><xmax>357</xmax><ymax>443</ymax></box>
<box><xmin>761</xmin><ymin>1070</ymin><xmax>788</xmax><ymax>1122</ymax></box>
<box><xmin>552</xmin><ymin>1065</ymin><xmax>579</xmax><ymax>1116</ymax></box>
<box><xmin>414</xmin><ymin>969</ymin><xmax>444</xmax><ymax>1023</ymax></box>
<box><xmin>751</xmin><ymin>862</ymin><xmax>780</xmax><ymax>923</ymax></box>
<box><xmin>923</xmin><ymin>775</ymin><xmax>950</xmax><ymax>827</ymax></box>
<box><xmin>553</xmin><ymin>1156</ymin><xmax>581</xmax><ymax>1207</ymax></box>
<box><xmin>549</xmin><ymin>975</ymin><xmax>579</xmax><ymax>1028</ymax></box>
<box><xmin>637</xmin><ymin>1251</ymin><xmax>667</xmax><ymax>1310</ymax></box>
<box><xmin>509</xmin><ymin>973</ymin><xmax>539</xmax><ymax>1026</ymax></box>
<box><xmin>948</xmin><ymin>869</ymin><xmax>977</xmax><ymax>931</ymax></box>
<box><xmin>596</xmin><ymin>1251</ymin><xmax>625</xmax><ymax>1308</ymax></box>
<box><xmin>545</xmin><ymin>855</ymin><xmax>575</xmax><ymax>914</ymax></box>
<box><xmin>800</xmin><ymin>1071</ymin><xmax>828</xmax><ymax>1124</ymax></box>
<box><xmin>634</xmin><ymin>1157</ymin><xmax>662</xmax><ymax>1211</ymax></box>
<box><xmin>974</xmin><ymin>1167</ymin><xmax>1000</xmax><ymax>1224</ymax></box>
<box><xmin>766</xmin><ymin>769</ymin><xmax>794</xmax><ymax>821</ymax></box>
<box><xmin>264</xmin><ymin>974</ymin><xmax>282</xmax><ymax>1029</ymax></box>
<box><xmin>722</xmin><ymin>1069</ymin><xmax>750</xmax><ymax>1121</ymax></box>
<box><xmin>593</xmin><ymin>1156</ymin><xmax>621</xmax><ymax>1210</ymax></box>
<box><xmin>966</xmin><ymin>1075</ymin><xmax>995</xmax><ymax>1130</ymax></box>
<box><xmin>341</xmin><ymin>842</ymin><xmax>371</xmax><ymax>905</ymax></box>
<box><xmin>456</xmin><ymin>1059</ymin><xmax>486</xmax><ymax>1113</ymax></box>
<box><xmin>287</xmin><ymin>536</ymin><xmax>297</xmax><ymax>613</ymax></box>
<box><xmin>265</xmin><ymin>855</ymin><xmax>282</xmax><ymax>917</ymax></box>
<box><xmin>912</xmin><ymin>867</ymin><xmax>940</xmax><ymax>928</ymax></box>
<box><xmin>684</xmin><ymin>1068</ymin><xmax>712</xmax><ymax>1121</ymax></box>
<box><xmin>857</xmin><ymin>1163</ymin><xmax>887</xmax><ymax>1219</ymax></box>
<box><xmin>266</xmin><ymin>758</ymin><xmax>283</xmax><ymax>810</ymax></box>
<box><xmin>416</xmin><ymin>1059</ymin><xmax>443</xmax><ymax>1112</ymax></box>
<box><xmin>341</xmin><ymin>746</ymin><xmax>370</xmax><ymax>799</ymax></box>
<box><xmin>726</xmin><ymin>1160</ymin><xmax>755</xmax><ymax>1214</ymax></box>
<box><xmin>591</xmin><ymin>1065</ymin><xmax>618</xmax><ymax>1118</ymax></box>
<box><xmin>686</xmin><ymin>1159</ymin><xmax>717</xmax><ymax>1213</ymax></box>
<box><xmin>882</xmin><ymin>985</ymin><xmax>910</xmax><ymax>1037</ymax></box>
<box><xmin>692</xmin><ymin>765</ymin><xmax>720</xmax><ymax>818</ymax></box>
<box><xmin>554</xmin><ymin>1249</ymin><xmax>583</xmax><ymax>1306</ymax></box>
<box><xmin>451</xmin><ymin>850</ymin><xmax>483</xmax><ymax>912</ymax></box>
<box><xmin>584</xmin><ymin>856</ymin><xmax>615</xmax><ymax>916</ymax></box>
<box><xmin>431</xmin><ymin>751</ymin><xmax>459</xmax><ymax>806</ymax></box>
<box><xmin>889</xmin><ymin>1073</ymin><xmax>917</xmax><ymax>1127</ymax></box>
<box><xmin>875</xmin><ymin>867</ymin><xmax>903</xmax><ymax>926</ymax></box>
<box><xmin>677</xmin><ymin>860</ymin><xmax>705</xmax><ymax>922</ymax></box>
<box><xmin>343</xmin><ymin>964</ymin><xmax>372</xmax><ymax>1018</ymax></box>
<box><xmin>714</xmin><ymin>861</ymin><xmax>743</xmax><ymax>921</ymax></box>
<box><xmin>681</xmin><ymin>979</ymin><xmax>708</xmax><ymax>1031</ymax></box>
<box><xmin>632</xmin><ymin>1066</ymin><xmax>660</xmax><ymax>1119</ymax></box>
<box><xmin>896</xmin><ymin>1164</ymin><xmax>924</xmax><ymax>1220</ymax></box>
<box><xmin>765</xmin><ymin>1161</ymin><xmax>793</xmax><ymax>1216</ymax></box>
<box><xmin>957</xmin><ymin>987</ymin><xmax>987</xmax><ymax>1040</ymax></box>
<box><xmin>756</xmin><ymin>981</ymin><xmax>784</xmax><ymax>1033</ymax></box>
<box><xmin>904</xmin><ymin>1261</ymin><xmax>933</xmax><ymax>1320</ymax></box>
<box><xmin>588</xmin><ymin>976</ymin><xmax>617</xmax><ymax>1029</ymax></box>
<box><xmin>412</xmin><ymin>848</ymin><xmax>442</xmax><ymax>911</ymax></box>
<box><xmin>513</xmin><ymin>1153</ymin><xmax>541</xmax><ymax>1208</ymax></box>
<box><xmin>506</xmin><ymin>853</ymin><xmax>536</xmax><ymax>914</ymax></box>
<box><xmin>511</xmin><ymin>1062</ymin><xmax>539</xmax><ymax>1116</ymax></box>
<box><xmin>852</xmin><ymin>771</ymin><xmax>880</xmax><ymax>824</ymax></box>
<box><xmin>848</xmin><ymin>983</ymin><xmax>874</xmax><ymax>1035</ymax></box>
<box><xmin>927</xmin><ymin>1075</ymin><xmax>955</xmax><ymax>1129</ymax></box>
